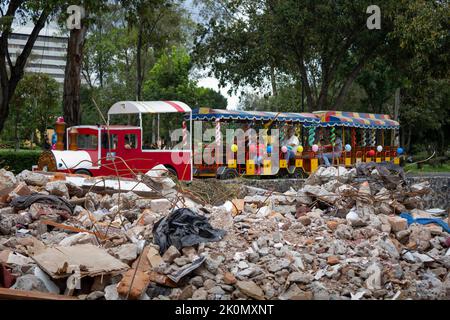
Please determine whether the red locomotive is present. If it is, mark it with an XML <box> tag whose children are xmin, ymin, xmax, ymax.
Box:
<box><xmin>37</xmin><ymin>101</ymin><xmax>193</xmax><ymax>181</ymax></box>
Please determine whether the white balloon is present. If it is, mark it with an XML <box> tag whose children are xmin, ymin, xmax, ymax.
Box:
<box><xmin>376</xmin><ymin>145</ymin><xmax>383</xmax><ymax>152</ymax></box>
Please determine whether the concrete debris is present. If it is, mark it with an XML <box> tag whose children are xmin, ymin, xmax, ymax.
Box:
<box><xmin>0</xmin><ymin>165</ymin><xmax>448</xmax><ymax>300</ymax></box>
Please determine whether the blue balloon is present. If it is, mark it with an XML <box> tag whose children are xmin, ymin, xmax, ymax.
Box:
<box><xmin>288</xmin><ymin>145</ymin><xmax>293</xmax><ymax>151</ymax></box>
<box><xmin>267</xmin><ymin>145</ymin><xmax>272</xmax><ymax>153</ymax></box>
<box><xmin>345</xmin><ymin>144</ymin><xmax>352</xmax><ymax>152</ymax></box>
<box><xmin>397</xmin><ymin>147</ymin><xmax>404</xmax><ymax>155</ymax></box>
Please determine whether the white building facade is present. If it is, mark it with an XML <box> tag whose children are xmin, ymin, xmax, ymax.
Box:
<box><xmin>8</xmin><ymin>26</ymin><xmax>68</xmax><ymax>83</ymax></box>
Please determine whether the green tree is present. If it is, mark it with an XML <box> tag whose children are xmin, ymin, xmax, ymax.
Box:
<box><xmin>194</xmin><ymin>0</ymin><xmax>449</xmax><ymax>113</ymax></box>
<box><xmin>0</xmin><ymin>0</ymin><xmax>63</xmax><ymax>134</ymax></box>
<box><xmin>59</xmin><ymin>0</ymin><xmax>109</xmax><ymax>128</ymax></box>
<box><xmin>79</xmin><ymin>0</ymin><xmax>192</xmax><ymax>123</ymax></box>
<box><xmin>6</xmin><ymin>73</ymin><xmax>60</xmax><ymax>148</ymax></box>
<box><xmin>121</xmin><ymin>0</ymin><xmax>190</xmax><ymax>100</ymax></box>
<box><xmin>143</xmin><ymin>46</ymin><xmax>227</xmax><ymax>108</ymax></box>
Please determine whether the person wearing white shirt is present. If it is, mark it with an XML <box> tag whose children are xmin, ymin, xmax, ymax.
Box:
<box><xmin>283</xmin><ymin>127</ymin><xmax>299</xmax><ymax>162</ymax></box>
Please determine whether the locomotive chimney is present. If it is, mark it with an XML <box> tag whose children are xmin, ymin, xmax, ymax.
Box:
<box><xmin>69</xmin><ymin>127</ymin><xmax>79</xmax><ymax>151</ymax></box>
<box><xmin>55</xmin><ymin>117</ymin><xmax>66</xmax><ymax>151</ymax></box>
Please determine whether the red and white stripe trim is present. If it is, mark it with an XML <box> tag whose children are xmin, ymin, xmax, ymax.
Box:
<box><xmin>108</xmin><ymin>101</ymin><xmax>191</xmax><ymax>115</ymax></box>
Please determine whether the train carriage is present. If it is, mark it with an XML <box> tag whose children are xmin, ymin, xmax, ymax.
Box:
<box><xmin>312</xmin><ymin>111</ymin><xmax>401</xmax><ymax>166</ymax></box>
<box><xmin>190</xmin><ymin>107</ymin><xmax>321</xmax><ymax>179</ymax></box>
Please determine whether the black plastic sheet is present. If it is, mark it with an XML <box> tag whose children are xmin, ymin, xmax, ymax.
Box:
<box><xmin>10</xmin><ymin>193</ymin><xmax>74</xmax><ymax>214</ymax></box>
<box><xmin>153</xmin><ymin>208</ymin><xmax>226</xmax><ymax>254</ymax></box>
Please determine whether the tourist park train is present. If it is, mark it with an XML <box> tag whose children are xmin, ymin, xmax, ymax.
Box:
<box><xmin>36</xmin><ymin>101</ymin><xmax>403</xmax><ymax>181</ymax></box>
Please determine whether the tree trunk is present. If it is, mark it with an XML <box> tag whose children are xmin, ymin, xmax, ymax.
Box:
<box><xmin>298</xmin><ymin>63</ymin><xmax>314</xmax><ymax>112</ymax></box>
<box><xmin>269</xmin><ymin>64</ymin><xmax>277</xmax><ymax>96</ymax></box>
<box><xmin>406</xmin><ymin>126</ymin><xmax>412</xmax><ymax>153</ymax></box>
<box><xmin>0</xmin><ymin>4</ymin><xmax>50</xmax><ymax>133</ymax></box>
<box><xmin>63</xmin><ymin>25</ymin><xmax>88</xmax><ymax>129</ymax></box>
<box><xmin>394</xmin><ymin>88</ymin><xmax>400</xmax><ymax>120</ymax></box>
<box><xmin>136</xmin><ymin>23</ymin><xmax>144</xmax><ymax>101</ymax></box>
<box><xmin>14</xmin><ymin>111</ymin><xmax>19</xmax><ymax>151</ymax></box>
<box><xmin>333</xmin><ymin>60</ymin><xmax>366</xmax><ymax>110</ymax></box>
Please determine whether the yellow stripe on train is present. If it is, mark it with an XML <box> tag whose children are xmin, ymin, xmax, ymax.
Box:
<box><xmin>263</xmin><ymin>160</ymin><xmax>272</xmax><ymax>175</ymax></box>
<box><xmin>228</xmin><ymin>159</ymin><xmax>237</xmax><ymax>168</ymax></box>
<box><xmin>246</xmin><ymin>160</ymin><xmax>255</xmax><ymax>175</ymax></box>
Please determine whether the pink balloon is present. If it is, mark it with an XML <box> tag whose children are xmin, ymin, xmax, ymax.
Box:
<box><xmin>281</xmin><ymin>146</ymin><xmax>288</xmax><ymax>153</ymax></box>
<box><xmin>312</xmin><ymin>144</ymin><xmax>319</xmax><ymax>152</ymax></box>
<box><xmin>249</xmin><ymin>144</ymin><xmax>257</xmax><ymax>153</ymax></box>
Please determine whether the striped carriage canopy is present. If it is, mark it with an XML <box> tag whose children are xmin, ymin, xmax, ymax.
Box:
<box><xmin>313</xmin><ymin>111</ymin><xmax>400</xmax><ymax>129</ymax></box>
<box><xmin>108</xmin><ymin>101</ymin><xmax>191</xmax><ymax>115</ymax></box>
<box><xmin>191</xmin><ymin>108</ymin><xmax>320</xmax><ymax>124</ymax></box>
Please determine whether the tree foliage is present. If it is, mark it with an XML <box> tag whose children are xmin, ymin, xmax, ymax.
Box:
<box><xmin>4</xmin><ymin>73</ymin><xmax>60</xmax><ymax>148</ymax></box>
<box><xmin>194</xmin><ymin>0</ymin><xmax>449</xmax><ymax>113</ymax></box>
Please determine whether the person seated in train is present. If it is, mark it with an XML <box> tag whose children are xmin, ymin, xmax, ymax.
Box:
<box><xmin>321</xmin><ymin>134</ymin><xmax>343</xmax><ymax>166</ymax></box>
<box><xmin>282</xmin><ymin>126</ymin><xmax>300</xmax><ymax>163</ymax></box>
<box><xmin>124</xmin><ymin>136</ymin><xmax>132</xmax><ymax>149</ymax></box>
<box><xmin>234</xmin><ymin>122</ymin><xmax>252</xmax><ymax>154</ymax></box>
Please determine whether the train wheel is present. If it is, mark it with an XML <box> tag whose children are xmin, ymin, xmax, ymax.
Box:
<box><xmin>74</xmin><ymin>169</ymin><xmax>92</xmax><ymax>177</ymax></box>
<box><xmin>220</xmin><ymin>168</ymin><xmax>239</xmax><ymax>180</ymax></box>
<box><xmin>291</xmin><ymin>168</ymin><xmax>307</xmax><ymax>179</ymax></box>
<box><xmin>166</xmin><ymin>168</ymin><xmax>179</xmax><ymax>182</ymax></box>
<box><xmin>277</xmin><ymin>168</ymin><xmax>289</xmax><ymax>179</ymax></box>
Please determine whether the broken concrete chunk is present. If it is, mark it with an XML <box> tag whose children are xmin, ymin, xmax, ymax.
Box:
<box><xmin>287</xmin><ymin>272</ymin><xmax>313</xmax><ymax>284</ymax></box>
<box><xmin>117</xmin><ymin>268</ymin><xmax>151</xmax><ymax>300</ymax></box>
<box><xmin>7</xmin><ymin>182</ymin><xmax>31</xmax><ymax>202</ymax></box>
<box><xmin>147</xmin><ymin>247</ymin><xmax>164</xmax><ymax>268</ymax></box>
<box><xmin>17</xmin><ymin>170</ymin><xmax>49</xmax><ymax>187</ymax></box>
<box><xmin>162</xmin><ymin>245</ymin><xmax>181</xmax><ymax>263</ymax></box>
<box><xmin>45</xmin><ymin>181</ymin><xmax>70</xmax><ymax>198</ymax></box>
<box><xmin>150</xmin><ymin>199</ymin><xmax>172</xmax><ymax>213</ymax></box>
<box><xmin>11</xmin><ymin>274</ymin><xmax>49</xmax><ymax>293</ymax></box>
<box><xmin>388</xmin><ymin>216</ymin><xmax>408</xmax><ymax>233</ymax></box>
<box><xmin>0</xmin><ymin>169</ymin><xmax>17</xmax><ymax>191</ymax></box>
<box><xmin>109</xmin><ymin>243</ymin><xmax>139</xmax><ymax>265</ymax></box>
<box><xmin>32</xmin><ymin>244</ymin><xmax>129</xmax><ymax>279</ymax></box>
<box><xmin>346</xmin><ymin>210</ymin><xmax>367</xmax><ymax>227</ymax></box>
<box><xmin>58</xmin><ymin>232</ymin><xmax>97</xmax><ymax>247</ymax></box>
<box><xmin>236</xmin><ymin>280</ymin><xmax>265</xmax><ymax>300</ymax></box>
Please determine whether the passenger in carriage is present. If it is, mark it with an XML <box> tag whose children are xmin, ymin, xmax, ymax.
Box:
<box><xmin>282</xmin><ymin>126</ymin><xmax>300</xmax><ymax>163</ymax></box>
<box><xmin>321</xmin><ymin>134</ymin><xmax>343</xmax><ymax>167</ymax></box>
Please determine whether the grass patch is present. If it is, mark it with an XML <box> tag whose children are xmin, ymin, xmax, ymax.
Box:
<box><xmin>405</xmin><ymin>162</ymin><xmax>450</xmax><ymax>173</ymax></box>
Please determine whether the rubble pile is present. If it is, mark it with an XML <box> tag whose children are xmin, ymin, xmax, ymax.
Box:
<box><xmin>0</xmin><ymin>165</ymin><xmax>449</xmax><ymax>300</ymax></box>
